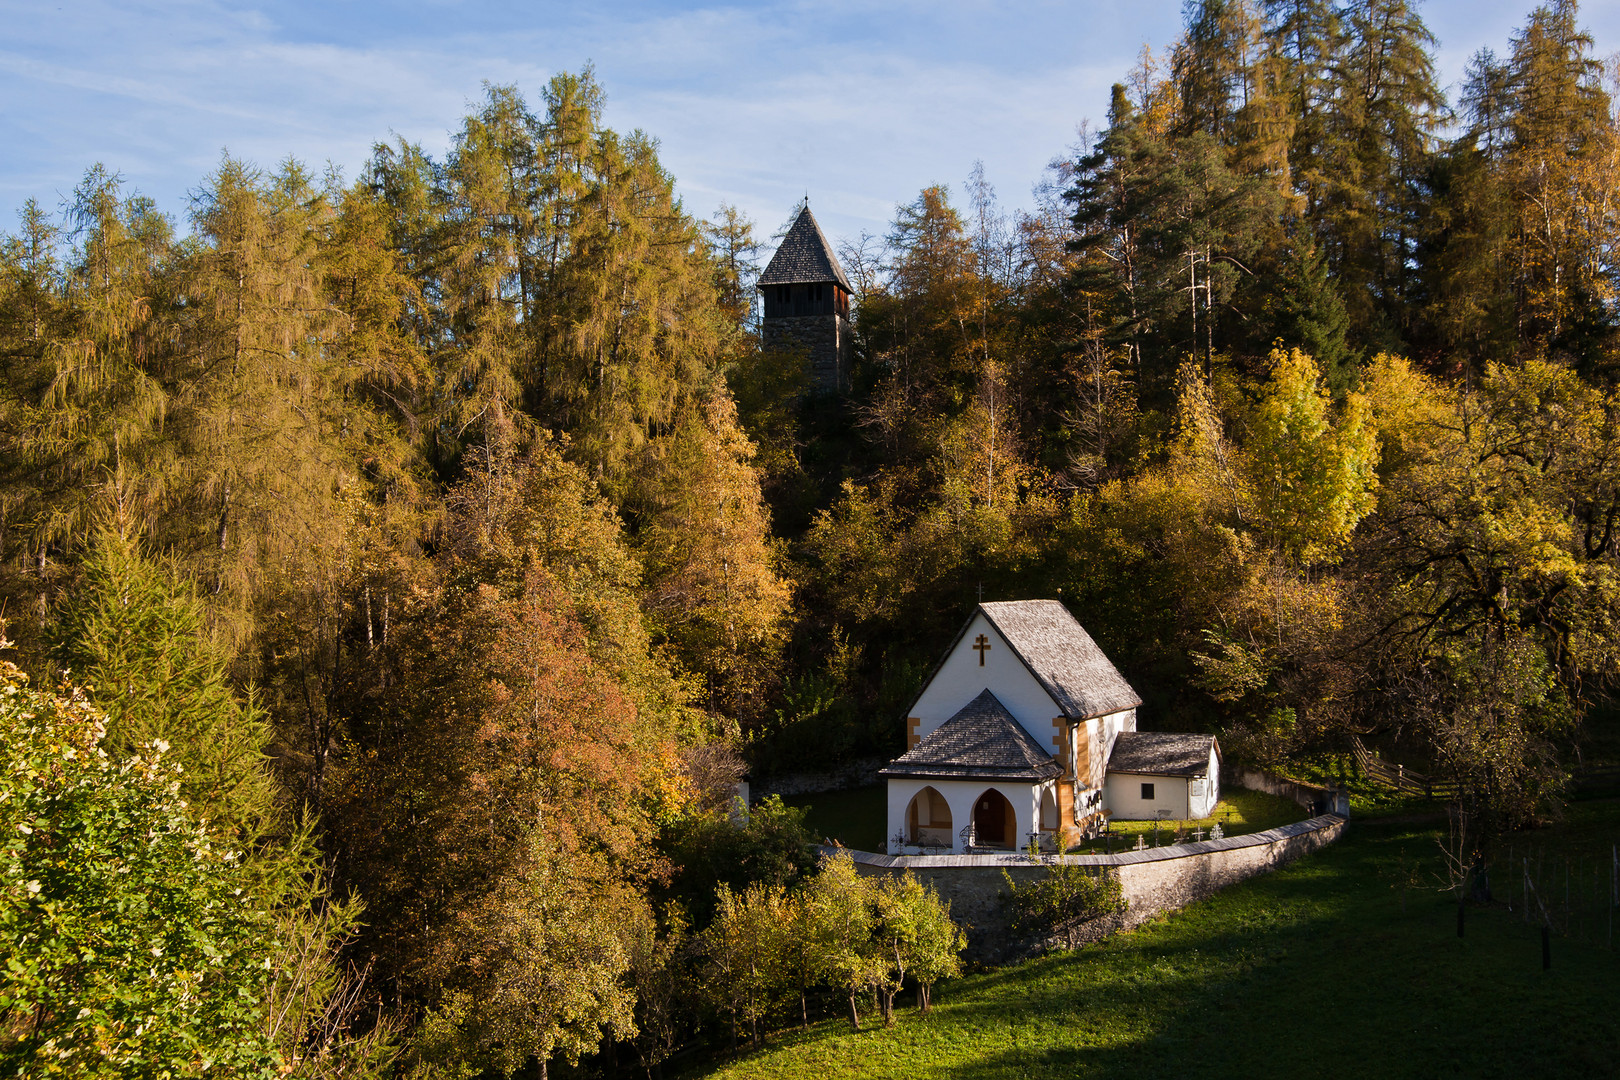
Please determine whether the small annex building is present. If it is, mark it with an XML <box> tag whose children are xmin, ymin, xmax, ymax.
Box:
<box><xmin>880</xmin><ymin>600</ymin><xmax>1220</xmax><ymax>854</ymax></box>
<box><xmin>1105</xmin><ymin>732</ymin><xmax>1222</xmax><ymax>821</ymax></box>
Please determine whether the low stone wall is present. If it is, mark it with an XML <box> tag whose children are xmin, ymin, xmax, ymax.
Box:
<box><xmin>836</xmin><ymin>813</ymin><xmax>1347</xmax><ymax>964</ymax></box>
<box><xmin>1225</xmin><ymin>765</ymin><xmax>1349</xmax><ymax>817</ymax></box>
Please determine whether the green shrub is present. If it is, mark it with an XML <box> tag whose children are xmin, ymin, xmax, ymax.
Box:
<box><xmin>1001</xmin><ymin>864</ymin><xmax>1125</xmax><ymax>948</ymax></box>
<box><xmin>658</xmin><ymin>795</ymin><xmax>817</xmax><ymax>930</ymax></box>
<box><xmin>0</xmin><ymin>664</ymin><xmax>282</xmax><ymax>1077</ymax></box>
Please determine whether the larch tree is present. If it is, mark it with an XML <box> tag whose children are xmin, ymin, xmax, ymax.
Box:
<box><xmin>1316</xmin><ymin>0</ymin><xmax>1445</xmax><ymax>348</ymax></box>
<box><xmin>0</xmin><ymin>168</ymin><xmax>175</xmax><ymax>642</ymax></box>
<box><xmin>1500</xmin><ymin>0</ymin><xmax>1617</xmax><ymax>363</ymax></box>
<box><xmin>628</xmin><ymin>385</ymin><xmax>790</xmax><ymax>728</ymax></box>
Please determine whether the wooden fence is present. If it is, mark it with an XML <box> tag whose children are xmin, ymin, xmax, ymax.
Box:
<box><xmin>1351</xmin><ymin>736</ymin><xmax>1459</xmax><ymax>800</ymax></box>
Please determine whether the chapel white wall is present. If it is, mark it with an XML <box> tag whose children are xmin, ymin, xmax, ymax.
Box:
<box><xmin>1078</xmin><ymin>708</ymin><xmax>1137</xmax><ymax>790</ymax></box>
<box><xmin>910</xmin><ymin>613</ymin><xmax>1060</xmax><ymax>744</ymax></box>
<box><xmin>885</xmin><ymin>777</ymin><xmax>1048</xmax><ymax>855</ymax></box>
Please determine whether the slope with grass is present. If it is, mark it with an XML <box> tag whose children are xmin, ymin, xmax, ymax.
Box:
<box><xmin>692</xmin><ymin>802</ymin><xmax>1620</xmax><ymax>1080</ymax></box>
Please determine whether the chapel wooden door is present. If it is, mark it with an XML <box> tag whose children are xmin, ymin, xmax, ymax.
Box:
<box><xmin>975</xmin><ymin>791</ymin><xmax>1010</xmax><ymax>848</ymax></box>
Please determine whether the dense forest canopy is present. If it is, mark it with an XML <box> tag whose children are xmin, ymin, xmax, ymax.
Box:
<box><xmin>3</xmin><ymin>1</ymin><xmax>1620</xmax><ymax>1074</ymax></box>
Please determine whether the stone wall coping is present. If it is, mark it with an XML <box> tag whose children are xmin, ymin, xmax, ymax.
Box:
<box><xmin>822</xmin><ymin>813</ymin><xmax>1346</xmax><ymax>870</ymax></box>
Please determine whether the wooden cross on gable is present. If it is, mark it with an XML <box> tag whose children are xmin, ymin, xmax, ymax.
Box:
<box><xmin>973</xmin><ymin>633</ymin><xmax>991</xmax><ymax>665</ymax></box>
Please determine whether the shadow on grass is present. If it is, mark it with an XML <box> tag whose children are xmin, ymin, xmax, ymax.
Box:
<box><xmin>702</xmin><ymin>805</ymin><xmax>1620</xmax><ymax>1080</ymax></box>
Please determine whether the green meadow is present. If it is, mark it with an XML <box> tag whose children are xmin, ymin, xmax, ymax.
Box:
<box><xmin>691</xmin><ymin>800</ymin><xmax>1620</xmax><ymax>1080</ymax></box>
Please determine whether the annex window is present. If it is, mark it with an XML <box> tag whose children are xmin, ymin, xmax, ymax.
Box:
<box><xmin>810</xmin><ymin>282</ymin><xmax>823</xmax><ymax>303</ymax></box>
<box><xmin>1141</xmin><ymin>782</ymin><xmax>1155</xmax><ymax>800</ymax></box>
<box><xmin>776</xmin><ymin>285</ymin><xmax>791</xmax><ymax>304</ymax></box>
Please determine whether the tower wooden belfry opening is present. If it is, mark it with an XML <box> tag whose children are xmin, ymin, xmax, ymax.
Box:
<box><xmin>758</xmin><ymin>203</ymin><xmax>853</xmax><ymax>392</ymax></box>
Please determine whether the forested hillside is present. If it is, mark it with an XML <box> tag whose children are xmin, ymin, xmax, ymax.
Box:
<box><xmin>3</xmin><ymin>0</ymin><xmax>1619</xmax><ymax>1075</ymax></box>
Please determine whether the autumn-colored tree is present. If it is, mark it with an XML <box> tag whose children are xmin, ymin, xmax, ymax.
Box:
<box><xmin>798</xmin><ymin>852</ymin><xmax>885</xmax><ymax>1032</ymax></box>
<box><xmin>701</xmin><ymin>883</ymin><xmax>791</xmax><ymax>1047</ymax></box>
<box><xmin>1352</xmin><ymin>354</ymin><xmax>1620</xmax><ymax>847</ymax></box>
<box><xmin>628</xmin><ymin>386</ymin><xmax>790</xmax><ymax>726</ymax></box>
<box><xmin>1245</xmin><ymin>348</ymin><xmax>1379</xmax><ymax>563</ymax></box>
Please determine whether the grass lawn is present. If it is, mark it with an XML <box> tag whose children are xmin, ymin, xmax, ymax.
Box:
<box><xmin>689</xmin><ymin>799</ymin><xmax>1620</xmax><ymax>1080</ymax></box>
<box><xmin>780</xmin><ymin>785</ymin><xmax>887</xmax><ymax>852</ymax></box>
<box><xmin>1067</xmin><ymin>787</ymin><xmax>1305</xmax><ymax>853</ymax></box>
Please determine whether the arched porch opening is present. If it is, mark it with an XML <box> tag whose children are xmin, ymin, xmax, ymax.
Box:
<box><xmin>972</xmin><ymin>788</ymin><xmax>1017</xmax><ymax>849</ymax></box>
<box><xmin>1040</xmin><ymin>787</ymin><xmax>1059</xmax><ymax>830</ymax></box>
<box><xmin>905</xmin><ymin>786</ymin><xmax>953</xmax><ymax>848</ymax></box>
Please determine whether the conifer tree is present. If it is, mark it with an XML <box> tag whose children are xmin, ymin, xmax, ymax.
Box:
<box><xmin>1501</xmin><ymin>0</ymin><xmax>1616</xmax><ymax>360</ymax></box>
<box><xmin>1316</xmin><ymin>0</ymin><xmax>1445</xmax><ymax>347</ymax></box>
<box><xmin>629</xmin><ymin>385</ymin><xmax>790</xmax><ymax>727</ymax></box>
<box><xmin>0</xmin><ymin>168</ymin><xmax>175</xmax><ymax>637</ymax></box>
<box><xmin>53</xmin><ymin>529</ymin><xmax>277</xmax><ymax>838</ymax></box>
<box><xmin>1175</xmin><ymin>0</ymin><xmax>1267</xmax><ymax>144</ymax></box>
<box><xmin>1271</xmin><ymin>241</ymin><xmax>1354</xmax><ymax>388</ymax></box>
<box><xmin>1263</xmin><ymin>0</ymin><xmax>1342</xmax><ymax>214</ymax></box>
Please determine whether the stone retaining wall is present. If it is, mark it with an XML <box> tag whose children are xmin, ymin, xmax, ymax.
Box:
<box><xmin>835</xmin><ymin>813</ymin><xmax>1347</xmax><ymax>964</ymax></box>
<box><xmin>1224</xmin><ymin>765</ymin><xmax>1349</xmax><ymax>817</ymax></box>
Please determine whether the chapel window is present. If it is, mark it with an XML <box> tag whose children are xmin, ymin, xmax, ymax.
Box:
<box><xmin>1141</xmin><ymin>782</ymin><xmax>1155</xmax><ymax>800</ymax></box>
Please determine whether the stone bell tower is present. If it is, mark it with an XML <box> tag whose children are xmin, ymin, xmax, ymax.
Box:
<box><xmin>757</xmin><ymin>203</ymin><xmax>853</xmax><ymax>392</ymax></box>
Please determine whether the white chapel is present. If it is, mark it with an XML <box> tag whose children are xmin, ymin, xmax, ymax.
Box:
<box><xmin>879</xmin><ymin>600</ymin><xmax>1220</xmax><ymax>854</ymax></box>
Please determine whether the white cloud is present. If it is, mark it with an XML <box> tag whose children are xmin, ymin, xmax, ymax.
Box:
<box><xmin>3</xmin><ymin>0</ymin><xmax>1617</xmax><ymax>250</ymax></box>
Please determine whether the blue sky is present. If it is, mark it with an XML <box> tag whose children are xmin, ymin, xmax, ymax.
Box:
<box><xmin>3</xmin><ymin>1</ymin><xmax>1617</xmax><ymax>249</ymax></box>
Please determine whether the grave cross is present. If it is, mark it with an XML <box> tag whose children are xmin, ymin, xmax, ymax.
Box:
<box><xmin>973</xmin><ymin>633</ymin><xmax>991</xmax><ymax>665</ymax></box>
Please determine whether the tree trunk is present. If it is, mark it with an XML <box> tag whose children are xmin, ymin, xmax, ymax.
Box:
<box><xmin>801</xmin><ymin>990</ymin><xmax>809</xmax><ymax>1029</ymax></box>
<box><xmin>847</xmin><ymin>992</ymin><xmax>861</xmax><ymax>1031</ymax></box>
<box><xmin>1469</xmin><ymin>849</ymin><xmax>1493</xmax><ymax>904</ymax></box>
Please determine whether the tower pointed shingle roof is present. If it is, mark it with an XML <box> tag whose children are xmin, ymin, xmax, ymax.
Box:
<box><xmin>758</xmin><ymin>205</ymin><xmax>853</xmax><ymax>292</ymax></box>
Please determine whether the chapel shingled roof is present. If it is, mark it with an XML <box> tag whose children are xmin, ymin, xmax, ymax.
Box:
<box><xmin>1106</xmin><ymin>731</ymin><xmax>1219</xmax><ymax>777</ymax></box>
<box><xmin>971</xmin><ymin>600</ymin><xmax>1142</xmax><ymax>721</ymax></box>
<box><xmin>879</xmin><ymin>689</ymin><xmax>1062</xmax><ymax>781</ymax></box>
<box><xmin>758</xmin><ymin>205</ymin><xmax>853</xmax><ymax>292</ymax></box>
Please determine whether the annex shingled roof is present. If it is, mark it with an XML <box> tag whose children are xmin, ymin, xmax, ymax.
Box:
<box><xmin>758</xmin><ymin>206</ymin><xmax>853</xmax><ymax>292</ymax></box>
<box><xmin>1107</xmin><ymin>731</ymin><xmax>1219</xmax><ymax>777</ymax></box>
<box><xmin>880</xmin><ymin>689</ymin><xmax>1061</xmax><ymax>781</ymax></box>
<box><xmin>975</xmin><ymin>600</ymin><xmax>1141</xmax><ymax>720</ymax></box>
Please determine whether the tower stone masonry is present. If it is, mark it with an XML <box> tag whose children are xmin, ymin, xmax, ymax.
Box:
<box><xmin>757</xmin><ymin>204</ymin><xmax>853</xmax><ymax>392</ymax></box>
